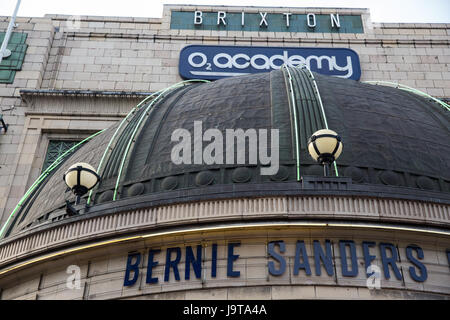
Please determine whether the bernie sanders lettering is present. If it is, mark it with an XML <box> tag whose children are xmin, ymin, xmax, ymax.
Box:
<box><xmin>123</xmin><ymin>240</ymin><xmax>434</xmax><ymax>287</ymax></box>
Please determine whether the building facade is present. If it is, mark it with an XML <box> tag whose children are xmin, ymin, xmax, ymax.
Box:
<box><xmin>0</xmin><ymin>5</ymin><xmax>449</xmax><ymax>300</ymax></box>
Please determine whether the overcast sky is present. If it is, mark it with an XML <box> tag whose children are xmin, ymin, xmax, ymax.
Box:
<box><xmin>0</xmin><ymin>0</ymin><xmax>449</xmax><ymax>23</ymax></box>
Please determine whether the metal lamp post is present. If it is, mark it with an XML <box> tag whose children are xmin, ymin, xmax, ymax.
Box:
<box><xmin>0</xmin><ymin>0</ymin><xmax>22</xmax><ymax>63</ymax></box>
<box><xmin>307</xmin><ymin>129</ymin><xmax>343</xmax><ymax>177</ymax></box>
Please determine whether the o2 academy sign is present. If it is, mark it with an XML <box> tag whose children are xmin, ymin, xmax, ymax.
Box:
<box><xmin>170</xmin><ymin>10</ymin><xmax>364</xmax><ymax>33</ymax></box>
<box><xmin>179</xmin><ymin>45</ymin><xmax>361</xmax><ymax>80</ymax></box>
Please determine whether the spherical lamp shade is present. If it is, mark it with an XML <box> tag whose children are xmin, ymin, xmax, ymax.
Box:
<box><xmin>63</xmin><ymin>162</ymin><xmax>100</xmax><ymax>198</ymax></box>
<box><xmin>308</xmin><ymin>129</ymin><xmax>343</xmax><ymax>164</ymax></box>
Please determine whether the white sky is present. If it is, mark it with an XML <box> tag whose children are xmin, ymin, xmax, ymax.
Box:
<box><xmin>0</xmin><ymin>0</ymin><xmax>449</xmax><ymax>23</ymax></box>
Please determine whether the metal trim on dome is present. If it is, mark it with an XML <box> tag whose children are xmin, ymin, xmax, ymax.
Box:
<box><xmin>87</xmin><ymin>80</ymin><xmax>209</xmax><ymax>204</ymax></box>
<box><xmin>363</xmin><ymin>81</ymin><xmax>450</xmax><ymax>112</ymax></box>
<box><xmin>0</xmin><ymin>129</ymin><xmax>106</xmax><ymax>239</ymax></box>
<box><xmin>282</xmin><ymin>66</ymin><xmax>337</xmax><ymax>179</ymax></box>
<box><xmin>112</xmin><ymin>80</ymin><xmax>208</xmax><ymax>201</ymax></box>
<box><xmin>282</xmin><ymin>65</ymin><xmax>302</xmax><ymax>180</ymax></box>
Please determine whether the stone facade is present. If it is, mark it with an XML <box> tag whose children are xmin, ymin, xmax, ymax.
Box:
<box><xmin>0</xmin><ymin>226</ymin><xmax>449</xmax><ymax>300</ymax></box>
<box><xmin>0</xmin><ymin>5</ymin><xmax>449</xmax><ymax>225</ymax></box>
<box><xmin>0</xmin><ymin>5</ymin><xmax>449</xmax><ymax>300</ymax></box>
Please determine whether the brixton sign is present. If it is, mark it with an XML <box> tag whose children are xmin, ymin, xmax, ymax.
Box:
<box><xmin>179</xmin><ymin>45</ymin><xmax>361</xmax><ymax>80</ymax></box>
<box><xmin>170</xmin><ymin>11</ymin><xmax>364</xmax><ymax>33</ymax></box>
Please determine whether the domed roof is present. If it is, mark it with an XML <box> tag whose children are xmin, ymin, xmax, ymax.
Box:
<box><xmin>6</xmin><ymin>67</ymin><xmax>450</xmax><ymax>236</ymax></box>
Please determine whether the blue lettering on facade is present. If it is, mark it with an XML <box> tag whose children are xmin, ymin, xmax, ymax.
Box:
<box><xmin>268</xmin><ymin>241</ymin><xmax>286</xmax><ymax>276</ymax></box>
<box><xmin>211</xmin><ymin>243</ymin><xmax>218</xmax><ymax>278</ymax></box>
<box><xmin>123</xmin><ymin>252</ymin><xmax>141</xmax><ymax>286</ymax></box>
<box><xmin>165</xmin><ymin>247</ymin><xmax>182</xmax><ymax>281</ymax></box>
<box><xmin>313</xmin><ymin>240</ymin><xmax>334</xmax><ymax>276</ymax></box>
<box><xmin>362</xmin><ymin>241</ymin><xmax>377</xmax><ymax>276</ymax></box>
<box><xmin>380</xmin><ymin>243</ymin><xmax>402</xmax><ymax>280</ymax></box>
<box><xmin>406</xmin><ymin>245</ymin><xmax>428</xmax><ymax>282</ymax></box>
<box><xmin>146</xmin><ymin>249</ymin><xmax>160</xmax><ymax>284</ymax></box>
<box><xmin>227</xmin><ymin>242</ymin><xmax>241</xmax><ymax>277</ymax></box>
<box><xmin>123</xmin><ymin>241</ymin><xmax>436</xmax><ymax>287</ymax></box>
<box><xmin>185</xmin><ymin>245</ymin><xmax>202</xmax><ymax>280</ymax></box>
<box><xmin>293</xmin><ymin>240</ymin><xmax>311</xmax><ymax>276</ymax></box>
<box><xmin>340</xmin><ymin>240</ymin><xmax>359</xmax><ymax>277</ymax></box>
<box><xmin>179</xmin><ymin>45</ymin><xmax>361</xmax><ymax>81</ymax></box>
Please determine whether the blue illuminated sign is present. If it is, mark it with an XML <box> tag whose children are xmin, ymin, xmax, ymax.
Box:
<box><xmin>179</xmin><ymin>45</ymin><xmax>361</xmax><ymax>81</ymax></box>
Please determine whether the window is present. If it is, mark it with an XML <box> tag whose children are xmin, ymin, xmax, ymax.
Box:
<box><xmin>0</xmin><ymin>32</ymin><xmax>28</xmax><ymax>84</ymax></box>
<box><xmin>42</xmin><ymin>140</ymin><xmax>80</xmax><ymax>172</ymax></box>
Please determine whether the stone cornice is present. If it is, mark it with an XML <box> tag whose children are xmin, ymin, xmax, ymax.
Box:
<box><xmin>0</xmin><ymin>194</ymin><xmax>448</xmax><ymax>273</ymax></box>
<box><xmin>20</xmin><ymin>89</ymin><xmax>153</xmax><ymax>99</ymax></box>
<box><xmin>61</xmin><ymin>31</ymin><xmax>450</xmax><ymax>46</ymax></box>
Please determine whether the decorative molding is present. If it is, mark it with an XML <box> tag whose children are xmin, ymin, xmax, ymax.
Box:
<box><xmin>63</xmin><ymin>31</ymin><xmax>450</xmax><ymax>46</ymax></box>
<box><xmin>0</xmin><ymin>195</ymin><xmax>448</xmax><ymax>270</ymax></box>
<box><xmin>20</xmin><ymin>89</ymin><xmax>153</xmax><ymax>98</ymax></box>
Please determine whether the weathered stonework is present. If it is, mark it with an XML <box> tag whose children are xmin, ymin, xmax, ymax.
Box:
<box><xmin>0</xmin><ymin>4</ymin><xmax>448</xmax><ymax>300</ymax></box>
<box><xmin>0</xmin><ymin>226</ymin><xmax>448</xmax><ymax>300</ymax></box>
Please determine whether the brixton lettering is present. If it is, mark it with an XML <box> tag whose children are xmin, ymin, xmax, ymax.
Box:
<box><xmin>179</xmin><ymin>45</ymin><xmax>361</xmax><ymax>81</ymax></box>
<box><xmin>170</xmin><ymin>11</ymin><xmax>364</xmax><ymax>33</ymax></box>
<box><xmin>191</xmin><ymin>11</ymin><xmax>340</xmax><ymax>28</ymax></box>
